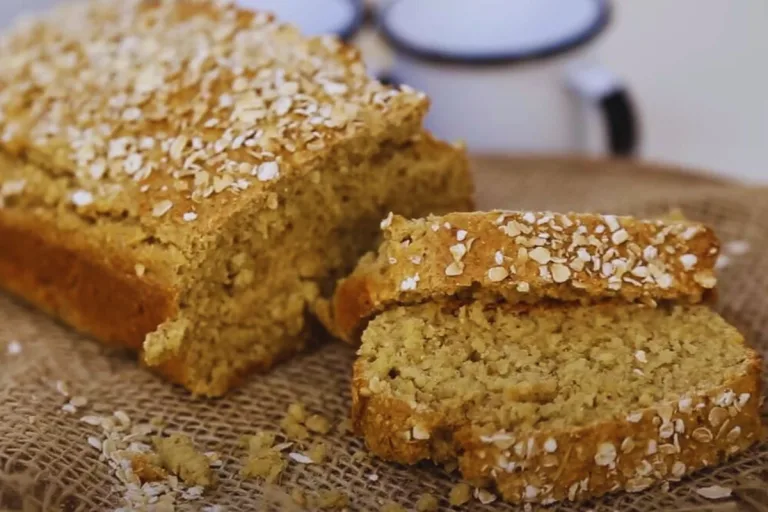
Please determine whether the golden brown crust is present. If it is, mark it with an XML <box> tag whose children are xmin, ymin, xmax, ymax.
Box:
<box><xmin>0</xmin><ymin>210</ymin><xmax>177</xmax><ymax>349</ymax></box>
<box><xmin>352</xmin><ymin>349</ymin><xmax>763</xmax><ymax>505</ymax></box>
<box><xmin>0</xmin><ymin>0</ymin><xmax>429</xmax><ymax>237</ymax></box>
<box><xmin>334</xmin><ymin>211</ymin><xmax>720</xmax><ymax>343</ymax></box>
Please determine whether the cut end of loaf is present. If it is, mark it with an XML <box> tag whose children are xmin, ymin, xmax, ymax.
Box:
<box><xmin>135</xmin><ymin>136</ymin><xmax>472</xmax><ymax>396</ymax></box>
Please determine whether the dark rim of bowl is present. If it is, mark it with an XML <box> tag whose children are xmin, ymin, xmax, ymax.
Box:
<box><xmin>379</xmin><ymin>0</ymin><xmax>612</xmax><ymax>66</ymax></box>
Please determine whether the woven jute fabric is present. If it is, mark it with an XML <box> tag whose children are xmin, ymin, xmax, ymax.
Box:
<box><xmin>1</xmin><ymin>156</ymin><xmax>767</xmax><ymax>511</ymax></box>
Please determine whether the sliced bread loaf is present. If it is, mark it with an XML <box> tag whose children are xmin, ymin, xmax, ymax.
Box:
<box><xmin>332</xmin><ymin>211</ymin><xmax>719</xmax><ymax>343</ymax></box>
<box><xmin>352</xmin><ymin>302</ymin><xmax>763</xmax><ymax>504</ymax></box>
<box><xmin>0</xmin><ymin>1</ymin><xmax>473</xmax><ymax>396</ymax></box>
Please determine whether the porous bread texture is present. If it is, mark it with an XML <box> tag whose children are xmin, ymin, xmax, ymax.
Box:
<box><xmin>333</xmin><ymin>211</ymin><xmax>719</xmax><ymax>343</ymax></box>
<box><xmin>352</xmin><ymin>302</ymin><xmax>763</xmax><ymax>504</ymax></box>
<box><xmin>0</xmin><ymin>134</ymin><xmax>472</xmax><ymax>396</ymax></box>
<box><xmin>0</xmin><ymin>0</ymin><xmax>474</xmax><ymax>395</ymax></box>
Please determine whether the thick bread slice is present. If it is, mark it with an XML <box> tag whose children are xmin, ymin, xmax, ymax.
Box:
<box><xmin>333</xmin><ymin>211</ymin><xmax>719</xmax><ymax>343</ymax></box>
<box><xmin>352</xmin><ymin>302</ymin><xmax>763</xmax><ymax>504</ymax></box>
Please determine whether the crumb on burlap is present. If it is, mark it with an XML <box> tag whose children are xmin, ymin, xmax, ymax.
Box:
<box><xmin>442</xmin><ymin>460</ymin><xmax>458</xmax><ymax>473</ymax></box>
<box><xmin>449</xmin><ymin>483</ymin><xmax>472</xmax><ymax>506</ymax></box>
<box><xmin>282</xmin><ymin>402</ymin><xmax>332</xmax><ymax>440</ymax></box>
<box><xmin>152</xmin><ymin>434</ymin><xmax>213</xmax><ymax>487</ymax></box>
<box><xmin>280</xmin><ymin>415</ymin><xmax>310</xmax><ymax>440</ymax></box>
<box><xmin>316</xmin><ymin>489</ymin><xmax>349</xmax><ymax>510</ymax></box>
<box><xmin>309</xmin><ymin>442</ymin><xmax>328</xmax><ymax>464</ymax></box>
<box><xmin>337</xmin><ymin>418</ymin><xmax>353</xmax><ymax>434</ymax></box>
<box><xmin>240</xmin><ymin>432</ymin><xmax>277</xmax><ymax>452</ymax></box>
<box><xmin>380</xmin><ymin>501</ymin><xmax>406</xmax><ymax>512</ymax></box>
<box><xmin>240</xmin><ymin>432</ymin><xmax>285</xmax><ymax>484</ymax></box>
<box><xmin>351</xmin><ymin>450</ymin><xmax>368</xmax><ymax>463</ymax></box>
<box><xmin>130</xmin><ymin>452</ymin><xmax>168</xmax><ymax>482</ymax></box>
<box><xmin>306</xmin><ymin>414</ymin><xmax>331</xmax><ymax>434</ymax></box>
<box><xmin>416</xmin><ymin>493</ymin><xmax>439</xmax><ymax>511</ymax></box>
<box><xmin>291</xmin><ymin>488</ymin><xmax>308</xmax><ymax>507</ymax></box>
<box><xmin>242</xmin><ymin>450</ymin><xmax>285</xmax><ymax>484</ymax></box>
<box><xmin>306</xmin><ymin>414</ymin><xmax>330</xmax><ymax>434</ymax></box>
<box><xmin>287</xmin><ymin>402</ymin><xmax>307</xmax><ymax>423</ymax></box>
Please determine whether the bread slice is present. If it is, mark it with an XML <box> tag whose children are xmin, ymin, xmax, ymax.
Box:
<box><xmin>332</xmin><ymin>211</ymin><xmax>719</xmax><ymax>343</ymax></box>
<box><xmin>0</xmin><ymin>1</ymin><xmax>473</xmax><ymax>396</ymax></box>
<box><xmin>352</xmin><ymin>302</ymin><xmax>763</xmax><ymax>504</ymax></box>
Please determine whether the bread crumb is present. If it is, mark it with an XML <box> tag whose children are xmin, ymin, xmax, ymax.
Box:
<box><xmin>351</xmin><ymin>450</ymin><xmax>368</xmax><ymax>462</ymax></box>
<box><xmin>287</xmin><ymin>402</ymin><xmax>307</xmax><ymax>423</ymax></box>
<box><xmin>291</xmin><ymin>488</ymin><xmax>308</xmax><ymax>507</ymax></box>
<box><xmin>152</xmin><ymin>434</ymin><xmax>214</xmax><ymax>487</ymax></box>
<box><xmin>204</xmin><ymin>451</ymin><xmax>223</xmax><ymax>468</ymax></box>
<box><xmin>306</xmin><ymin>414</ymin><xmax>331</xmax><ymax>434</ymax></box>
<box><xmin>449</xmin><ymin>483</ymin><xmax>471</xmax><ymax>506</ymax></box>
<box><xmin>130</xmin><ymin>452</ymin><xmax>168</xmax><ymax>482</ymax></box>
<box><xmin>241</xmin><ymin>432</ymin><xmax>276</xmax><ymax>452</ymax></box>
<box><xmin>337</xmin><ymin>418</ymin><xmax>353</xmax><ymax>434</ymax></box>
<box><xmin>242</xmin><ymin>449</ymin><xmax>285</xmax><ymax>483</ymax></box>
<box><xmin>309</xmin><ymin>442</ymin><xmax>328</xmax><ymax>463</ymax></box>
<box><xmin>280</xmin><ymin>416</ymin><xmax>310</xmax><ymax>440</ymax></box>
<box><xmin>240</xmin><ymin>432</ymin><xmax>285</xmax><ymax>484</ymax></box>
<box><xmin>316</xmin><ymin>489</ymin><xmax>349</xmax><ymax>510</ymax></box>
<box><xmin>416</xmin><ymin>493</ymin><xmax>439</xmax><ymax>511</ymax></box>
<box><xmin>380</xmin><ymin>501</ymin><xmax>406</xmax><ymax>512</ymax></box>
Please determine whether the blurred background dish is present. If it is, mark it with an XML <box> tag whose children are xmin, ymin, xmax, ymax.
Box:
<box><xmin>236</xmin><ymin>0</ymin><xmax>364</xmax><ymax>41</ymax></box>
<box><xmin>378</xmin><ymin>0</ymin><xmax>638</xmax><ymax>157</ymax></box>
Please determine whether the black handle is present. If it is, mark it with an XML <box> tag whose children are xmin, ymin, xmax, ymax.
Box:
<box><xmin>599</xmin><ymin>88</ymin><xmax>638</xmax><ymax>157</ymax></box>
<box><xmin>377</xmin><ymin>72</ymin><xmax>399</xmax><ymax>87</ymax></box>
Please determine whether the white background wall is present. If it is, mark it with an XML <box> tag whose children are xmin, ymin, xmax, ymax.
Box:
<box><xmin>1</xmin><ymin>0</ymin><xmax>766</xmax><ymax>183</ymax></box>
<box><xmin>596</xmin><ymin>0</ymin><xmax>768</xmax><ymax>183</ymax></box>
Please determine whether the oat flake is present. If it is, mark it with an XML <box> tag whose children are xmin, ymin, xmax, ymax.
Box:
<box><xmin>696</xmin><ymin>485</ymin><xmax>732</xmax><ymax>500</ymax></box>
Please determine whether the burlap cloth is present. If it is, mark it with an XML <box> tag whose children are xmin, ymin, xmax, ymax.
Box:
<box><xmin>1</xmin><ymin>156</ymin><xmax>767</xmax><ymax>511</ymax></box>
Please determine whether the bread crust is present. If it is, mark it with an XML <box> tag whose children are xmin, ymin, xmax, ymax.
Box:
<box><xmin>334</xmin><ymin>211</ymin><xmax>720</xmax><ymax>343</ymax></box>
<box><xmin>352</xmin><ymin>347</ymin><xmax>763</xmax><ymax>504</ymax></box>
<box><xmin>0</xmin><ymin>210</ymin><xmax>177</xmax><ymax>350</ymax></box>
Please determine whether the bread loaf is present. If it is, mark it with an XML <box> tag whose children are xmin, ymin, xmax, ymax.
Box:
<box><xmin>0</xmin><ymin>0</ymin><xmax>473</xmax><ymax>396</ymax></box>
